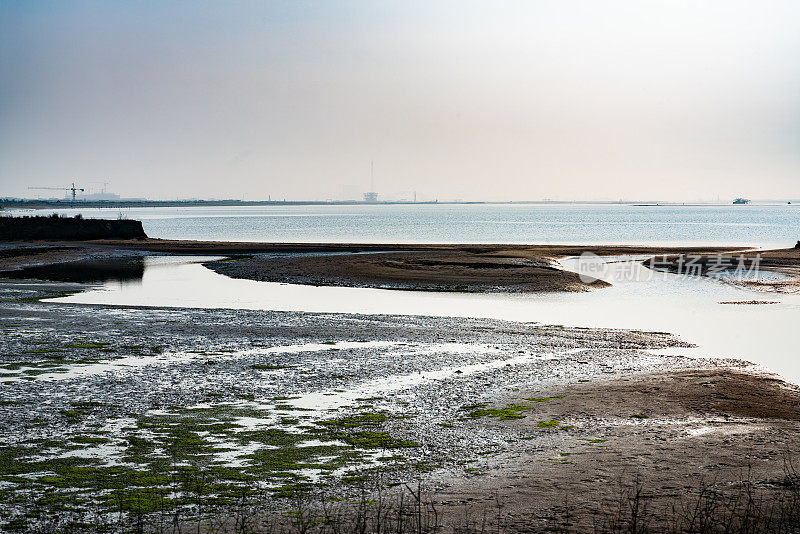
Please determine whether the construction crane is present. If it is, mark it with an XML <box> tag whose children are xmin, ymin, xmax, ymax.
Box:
<box><xmin>28</xmin><ymin>182</ymin><xmax>85</xmax><ymax>202</ymax></box>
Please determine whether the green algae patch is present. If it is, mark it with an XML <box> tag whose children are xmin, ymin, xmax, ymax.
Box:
<box><xmin>318</xmin><ymin>412</ymin><xmax>388</xmax><ymax>429</ymax></box>
<box><xmin>23</xmin><ymin>349</ymin><xmax>63</xmax><ymax>355</ymax></box>
<box><xmin>537</xmin><ymin>420</ymin><xmax>560</xmax><ymax>428</ymax></box>
<box><xmin>341</xmin><ymin>474</ymin><xmax>370</xmax><ymax>485</ymax></box>
<box><xmin>464</xmin><ymin>404</ymin><xmax>531</xmax><ymax>421</ymax></box>
<box><xmin>271</xmin><ymin>482</ymin><xmax>320</xmax><ymax>499</ymax></box>
<box><xmin>61</xmin><ymin>402</ymin><xmax>105</xmax><ymax>424</ymax></box>
<box><xmin>239</xmin><ymin>428</ymin><xmax>308</xmax><ymax>447</ymax></box>
<box><xmin>339</xmin><ymin>431</ymin><xmax>418</xmax><ymax>449</ymax></box>
<box><xmin>247</xmin><ymin>443</ymin><xmax>351</xmax><ymax>473</ymax></box>
<box><xmin>0</xmin><ymin>398</ymin><xmax>423</xmax><ymax>529</ymax></box>
<box><xmin>316</xmin><ymin>412</ymin><xmax>419</xmax><ymax>449</ymax></box>
<box><xmin>274</xmin><ymin>403</ymin><xmax>313</xmax><ymax>412</ymax></box>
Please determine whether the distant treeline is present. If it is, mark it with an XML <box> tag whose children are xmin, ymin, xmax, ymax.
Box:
<box><xmin>0</xmin><ymin>214</ymin><xmax>147</xmax><ymax>240</ymax></box>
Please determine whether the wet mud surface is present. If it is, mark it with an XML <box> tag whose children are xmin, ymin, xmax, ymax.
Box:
<box><xmin>203</xmin><ymin>250</ymin><xmax>608</xmax><ymax>293</ymax></box>
<box><xmin>0</xmin><ymin>276</ymin><xmax>751</xmax><ymax>532</ymax></box>
<box><xmin>645</xmin><ymin>247</ymin><xmax>800</xmax><ymax>294</ymax></box>
<box><xmin>0</xmin><ymin>245</ymin><xmax>798</xmax><ymax>532</ymax></box>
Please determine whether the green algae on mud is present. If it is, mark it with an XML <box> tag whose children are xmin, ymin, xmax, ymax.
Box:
<box><xmin>0</xmin><ymin>276</ymin><xmax>738</xmax><ymax>532</ymax></box>
<box><xmin>461</xmin><ymin>403</ymin><xmax>532</xmax><ymax>421</ymax></box>
<box><xmin>0</xmin><ymin>410</ymin><xmax>424</xmax><ymax>532</ymax></box>
<box><xmin>536</xmin><ymin>420</ymin><xmax>561</xmax><ymax>428</ymax></box>
<box><xmin>0</xmin><ymin>398</ymin><xmax>428</xmax><ymax>531</ymax></box>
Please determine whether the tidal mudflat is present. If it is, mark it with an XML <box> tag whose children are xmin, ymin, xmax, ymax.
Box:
<box><xmin>2</xmin><ymin>274</ymin><xmax>800</xmax><ymax>532</ymax></box>
<box><xmin>1</xmin><ymin>240</ymin><xmax>800</xmax><ymax>532</ymax></box>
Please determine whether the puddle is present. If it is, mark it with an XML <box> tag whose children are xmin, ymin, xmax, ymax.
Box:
<box><xmin>33</xmin><ymin>351</ymin><xmax>199</xmax><ymax>381</ymax></box>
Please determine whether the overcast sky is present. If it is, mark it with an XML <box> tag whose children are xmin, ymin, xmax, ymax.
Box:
<box><xmin>1</xmin><ymin>1</ymin><xmax>799</xmax><ymax>201</ymax></box>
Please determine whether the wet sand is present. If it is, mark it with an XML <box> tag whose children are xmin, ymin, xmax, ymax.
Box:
<box><xmin>738</xmin><ymin>247</ymin><xmax>800</xmax><ymax>292</ymax></box>
<box><xmin>1</xmin><ymin>240</ymin><xmax>798</xmax><ymax>531</ymax></box>
<box><xmin>645</xmin><ymin>247</ymin><xmax>800</xmax><ymax>294</ymax></box>
<box><xmin>0</xmin><ymin>275</ymin><xmax>798</xmax><ymax>531</ymax></box>
<box><xmin>205</xmin><ymin>249</ymin><xmax>605</xmax><ymax>293</ymax></box>
<box><xmin>432</xmin><ymin>367</ymin><xmax>800</xmax><ymax>531</ymax></box>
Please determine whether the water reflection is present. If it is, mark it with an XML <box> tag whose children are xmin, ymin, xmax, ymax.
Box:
<box><xmin>0</xmin><ymin>258</ymin><xmax>146</xmax><ymax>284</ymax></box>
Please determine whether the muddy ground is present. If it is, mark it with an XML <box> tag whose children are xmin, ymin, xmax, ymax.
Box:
<box><xmin>645</xmin><ymin>247</ymin><xmax>800</xmax><ymax>294</ymax></box>
<box><xmin>0</xmin><ymin>241</ymin><xmax>799</xmax><ymax>532</ymax></box>
<box><xmin>434</xmin><ymin>368</ymin><xmax>800</xmax><ymax>531</ymax></box>
<box><xmin>0</xmin><ymin>272</ymin><xmax>799</xmax><ymax>532</ymax></box>
<box><xmin>204</xmin><ymin>250</ymin><xmax>608</xmax><ymax>293</ymax></box>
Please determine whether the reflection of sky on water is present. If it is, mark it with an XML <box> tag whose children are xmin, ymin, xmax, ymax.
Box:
<box><xmin>52</xmin><ymin>255</ymin><xmax>800</xmax><ymax>384</ymax></box>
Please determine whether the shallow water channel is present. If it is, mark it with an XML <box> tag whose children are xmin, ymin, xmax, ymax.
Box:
<box><xmin>50</xmin><ymin>255</ymin><xmax>800</xmax><ymax>384</ymax></box>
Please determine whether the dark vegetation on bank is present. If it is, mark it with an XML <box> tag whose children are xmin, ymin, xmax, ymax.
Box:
<box><xmin>240</xmin><ymin>467</ymin><xmax>800</xmax><ymax>534</ymax></box>
<box><xmin>0</xmin><ymin>215</ymin><xmax>146</xmax><ymax>241</ymax></box>
<box><xmin>11</xmin><ymin>468</ymin><xmax>800</xmax><ymax>533</ymax></box>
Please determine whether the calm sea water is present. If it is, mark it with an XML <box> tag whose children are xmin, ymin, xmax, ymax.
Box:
<box><xmin>7</xmin><ymin>203</ymin><xmax>800</xmax><ymax>247</ymax></box>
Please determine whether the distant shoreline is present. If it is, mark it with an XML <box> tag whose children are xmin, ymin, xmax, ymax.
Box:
<box><xmin>2</xmin><ymin>199</ymin><xmax>797</xmax><ymax>210</ymax></box>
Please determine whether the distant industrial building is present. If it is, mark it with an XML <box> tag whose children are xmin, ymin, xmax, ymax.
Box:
<box><xmin>363</xmin><ymin>161</ymin><xmax>379</xmax><ymax>203</ymax></box>
<box><xmin>82</xmin><ymin>192</ymin><xmax>121</xmax><ymax>201</ymax></box>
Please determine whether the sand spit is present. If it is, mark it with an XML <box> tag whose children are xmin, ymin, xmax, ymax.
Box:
<box><xmin>204</xmin><ymin>249</ymin><xmax>607</xmax><ymax>293</ymax></box>
<box><xmin>645</xmin><ymin>247</ymin><xmax>800</xmax><ymax>294</ymax></box>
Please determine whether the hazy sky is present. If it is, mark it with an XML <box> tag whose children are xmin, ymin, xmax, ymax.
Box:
<box><xmin>1</xmin><ymin>1</ymin><xmax>799</xmax><ymax>201</ymax></box>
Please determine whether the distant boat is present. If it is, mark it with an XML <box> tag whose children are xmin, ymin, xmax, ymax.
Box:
<box><xmin>732</xmin><ymin>198</ymin><xmax>750</xmax><ymax>205</ymax></box>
